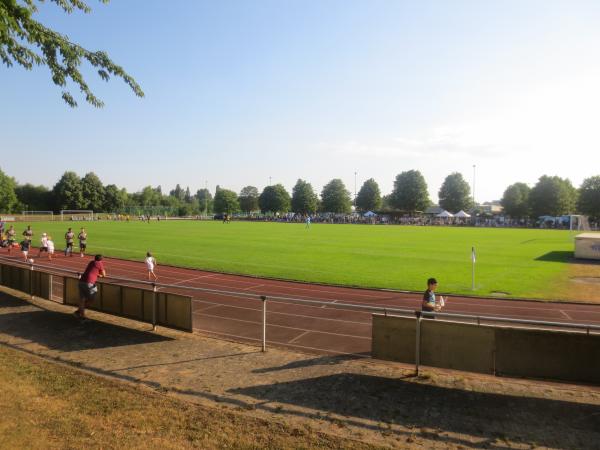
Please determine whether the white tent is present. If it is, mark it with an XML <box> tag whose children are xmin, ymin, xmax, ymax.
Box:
<box><xmin>363</xmin><ymin>211</ymin><xmax>377</xmax><ymax>217</ymax></box>
<box><xmin>455</xmin><ymin>210</ymin><xmax>471</xmax><ymax>218</ymax></box>
<box><xmin>436</xmin><ymin>210</ymin><xmax>454</xmax><ymax>218</ymax></box>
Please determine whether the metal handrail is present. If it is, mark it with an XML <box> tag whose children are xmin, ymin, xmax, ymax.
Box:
<box><xmin>0</xmin><ymin>254</ymin><xmax>599</xmax><ymax>333</ymax></box>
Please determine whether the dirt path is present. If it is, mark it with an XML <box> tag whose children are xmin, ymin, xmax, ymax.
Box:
<box><xmin>1</xmin><ymin>288</ymin><xmax>599</xmax><ymax>449</ymax></box>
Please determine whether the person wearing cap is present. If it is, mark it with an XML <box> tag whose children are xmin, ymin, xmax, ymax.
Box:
<box><xmin>75</xmin><ymin>254</ymin><xmax>107</xmax><ymax>320</ymax></box>
<box><xmin>422</xmin><ymin>277</ymin><xmax>445</xmax><ymax>319</ymax></box>
<box><xmin>38</xmin><ymin>232</ymin><xmax>49</xmax><ymax>257</ymax></box>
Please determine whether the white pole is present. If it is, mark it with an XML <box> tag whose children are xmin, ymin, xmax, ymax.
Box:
<box><xmin>261</xmin><ymin>295</ymin><xmax>267</xmax><ymax>352</ymax></box>
<box><xmin>471</xmin><ymin>246</ymin><xmax>475</xmax><ymax>290</ymax></box>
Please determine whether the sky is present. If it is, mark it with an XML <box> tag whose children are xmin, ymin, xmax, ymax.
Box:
<box><xmin>2</xmin><ymin>0</ymin><xmax>600</xmax><ymax>203</ymax></box>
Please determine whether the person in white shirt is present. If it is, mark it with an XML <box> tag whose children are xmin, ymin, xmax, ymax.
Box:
<box><xmin>46</xmin><ymin>236</ymin><xmax>55</xmax><ymax>261</ymax></box>
<box><xmin>38</xmin><ymin>232</ymin><xmax>49</xmax><ymax>257</ymax></box>
<box><xmin>145</xmin><ymin>251</ymin><xmax>158</xmax><ymax>281</ymax></box>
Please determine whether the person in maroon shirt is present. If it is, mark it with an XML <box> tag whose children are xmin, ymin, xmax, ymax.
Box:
<box><xmin>75</xmin><ymin>254</ymin><xmax>107</xmax><ymax>320</ymax></box>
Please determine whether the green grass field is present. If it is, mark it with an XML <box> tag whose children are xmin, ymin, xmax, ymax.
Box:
<box><xmin>17</xmin><ymin>220</ymin><xmax>575</xmax><ymax>299</ymax></box>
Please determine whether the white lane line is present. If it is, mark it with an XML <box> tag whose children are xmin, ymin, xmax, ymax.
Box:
<box><xmin>196</xmin><ymin>313</ymin><xmax>372</xmax><ymax>339</ymax></box>
<box><xmin>322</xmin><ymin>299</ymin><xmax>337</xmax><ymax>308</ymax></box>
<box><xmin>560</xmin><ymin>310</ymin><xmax>573</xmax><ymax>320</ymax></box>
<box><xmin>288</xmin><ymin>330</ymin><xmax>311</xmax><ymax>344</ymax></box>
<box><xmin>191</xmin><ymin>300</ymin><xmax>371</xmax><ymax>325</ymax></box>
<box><xmin>194</xmin><ymin>304</ymin><xmax>222</xmax><ymax>313</ymax></box>
<box><xmin>240</xmin><ymin>284</ymin><xmax>264</xmax><ymax>291</ymax></box>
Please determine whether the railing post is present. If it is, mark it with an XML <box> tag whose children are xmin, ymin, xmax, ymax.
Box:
<box><xmin>415</xmin><ymin>311</ymin><xmax>422</xmax><ymax>376</ymax></box>
<box><xmin>152</xmin><ymin>283</ymin><xmax>157</xmax><ymax>331</ymax></box>
<box><xmin>261</xmin><ymin>295</ymin><xmax>267</xmax><ymax>352</ymax></box>
<box><xmin>29</xmin><ymin>262</ymin><xmax>34</xmax><ymax>299</ymax></box>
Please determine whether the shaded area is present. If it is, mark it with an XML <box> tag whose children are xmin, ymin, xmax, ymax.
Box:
<box><xmin>535</xmin><ymin>251</ymin><xmax>573</xmax><ymax>263</ymax></box>
<box><xmin>230</xmin><ymin>373</ymin><xmax>600</xmax><ymax>450</ymax></box>
<box><xmin>0</xmin><ymin>292</ymin><xmax>171</xmax><ymax>351</ymax></box>
<box><xmin>252</xmin><ymin>354</ymin><xmax>363</xmax><ymax>374</ymax></box>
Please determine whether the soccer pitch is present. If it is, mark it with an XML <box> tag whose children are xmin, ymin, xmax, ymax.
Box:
<box><xmin>26</xmin><ymin>220</ymin><xmax>574</xmax><ymax>299</ymax></box>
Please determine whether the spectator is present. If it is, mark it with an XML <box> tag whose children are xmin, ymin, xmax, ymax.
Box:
<box><xmin>75</xmin><ymin>254</ymin><xmax>106</xmax><ymax>320</ymax></box>
<box><xmin>422</xmin><ymin>277</ymin><xmax>445</xmax><ymax>318</ymax></box>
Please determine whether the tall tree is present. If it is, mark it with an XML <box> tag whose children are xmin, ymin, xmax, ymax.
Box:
<box><xmin>291</xmin><ymin>179</ymin><xmax>318</xmax><ymax>215</ymax></box>
<box><xmin>0</xmin><ymin>166</ymin><xmax>18</xmax><ymax>212</ymax></box>
<box><xmin>529</xmin><ymin>175</ymin><xmax>578</xmax><ymax>217</ymax></box>
<box><xmin>14</xmin><ymin>183</ymin><xmax>52</xmax><ymax>211</ymax></box>
<box><xmin>578</xmin><ymin>176</ymin><xmax>600</xmax><ymax>219</ymax></box>
<box><xmin>320</xmin><ymin>179</ymin><xmax>352</xmax><ymax>213</ymax></box>
<box><xmin>213</xmin><ymin>188</ymin><xmax>240</xmax><ymax>214</ymax></box>
<box><xmin>184</xmin><ymin>186</ymin><xmax>192</xmax><ymax>203</ymax></box>
<box><xmin>103</xmin><ymin>184</ymin><xmax>128</xmax><ymax>212</ymax></box>
<box><xmin>259</xmin><ymin>184</ymin><xmax>291</xmax><ymax>214</ymax></box>
<box><xmin>0</xmin><ymin>0</ymin><xmax>143</xmax><ymax>107</ymax></box>
<box><xmin>390</xmin><ymin>171</ymin><xmax>430</xmax><ymax>212</ymax></box>
<box><xmin>52</xmin><ymin>171</ymin><xmax>83</xmax><ymax>210</ymax></box>
<box><xmin>81</xmin><ymin>172</ymin><xmax>105</xmax><ymax>211</ymax></box>
<box><xmin>196</xmin><ymin>188</ymin><xmax>213</xmax><ymax>213</ymax></box>
<box><xmin>169</xmin><ymin>184</ymin><xmax>185</xmax><ymax>201</ymax></box>
<box><xmin>501</xmin><ymin>182</ymin><xmax>531</xmax><ymax>218</ymax></box>
<box><xmin>238</xmin><ymin>186</ymin><xmax>259</xmax><ymax>213</ymax></box>
<box><xmin>355</xmin><ymin>178</ymin><xmax>382</xmax><ymax>212</ymax></box>
<box><xmin>438</xmin><ymin>172</ymin><xmax>472</xmax><ymax>212</ymax></box>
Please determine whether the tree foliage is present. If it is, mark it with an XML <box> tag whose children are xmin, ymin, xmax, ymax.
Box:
<box><xmin>259</xmin><ymin>184</ymin><xmax>291</xmax><ymax>214</ymax></box>
<box><xmin>501</xmin><ymin>182</ymin><xmax>531</xmax><ymax>218</ymax></box>
<box><xmin>390</xmin><ymin>171</ymin><xmax>429</xmax><ymax>212</ymax></box>
<box><xmin>196</xmin><ymin>188</ymin><xmax>213</xmax><ymax>213</ymax></box>
<box><xmin>52</xmin><ymin>171</ymin><xmax>83</xmax><ymax>210</ymax></box>
<box><xmin>81</xmin><ymin>172</ymin><xmax>105</xmax><ymax>210</ymax></box>
<box><xmin>320</xmin><ymin>179</ymin><xmax>352</xmax><ymax>213</ymax></box>
<box><xmin>213</xmin><ymin>188</ymin><xmax>239</xmax><ymax>214</ymax></box>
<box><xmin>102</xmin><ymin>184</ymin><xmax>127</xmax><ymax>212</ymax></box>
<box><xmin>14</xmin><ymin>183</ymin><xmax>51</xmax><ymax>211</ymax></box>
<box><xmin>578</xmin><ymin>176</ymin><xmax>600</xmax><ymax>219</ymax></box>
<box><xmin>438</xmin><ymin>172</ymin><xmax>471</xmax><ymax>213</ymax></box>
<box><xmin>529</xmin><ymin>175</ymin><xmax>578</xmax><ymax>218</ymax></box>
<box><xmin>355</xmin><ymin>178</ymin><xmax>382</xmax><ymax>212</ymax></box>
<box><xmin>238</xmin><ymin>186</ymin><xmax>259</xmax><ymax>213</ymax></box>
<box><xmin>0</xmin><ymin>166</ymin><xmax>18</xmax><ymax>212</ymax></box>
<box><xmin>0</xmin><ymin>0</ymin><xmax>144</xmax><ymax>107</ymax></box>
<box><xmin>291</xmin><ymin>179</ymin><xmax>318</xmax><ymax>215</ymax></box>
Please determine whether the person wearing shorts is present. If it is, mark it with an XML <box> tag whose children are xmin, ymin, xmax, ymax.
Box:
<box><xmin>7</xmin><ymin>226</ymin><xmax>16</xmax><ymax>254</ymax></box>
<box><xmin>46</xmin><ymin>236</ymin><xmax>55</xmax><ymax>261</ymax></box>
<box><xmin>78</xmin><ymin>228</ymin><xmax>87</xmax><ymax>257</ymax></box>
<box><xmin>38</xmin><ymin>232</ymin><xmax>49</xmax><ymax>257</ymax></box>
<box><xmin>145</xmin><ymin>251</ymin><xmax>158</xmax><ymax>281</ymax></box>
<box><xmin>65</xmin><ymin>228</ymin><xmax>75</xmax><ymax>257</ymax></box>
<box><xmin>20</xmin><ymin>239</ymin><xmax>30</xmax><ymax>262</ymax></box>
<box><xmin>75</xmin><ymin>254</ymin><xmax>106</xmax><ymax>320</ymax></box>
<box><xmin>22</xmin><ymin>225</ymin><xmax>33</xmax><ymax>243</ymax></box>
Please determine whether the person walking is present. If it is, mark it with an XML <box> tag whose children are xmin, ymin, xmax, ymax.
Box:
<box><xmin>422</xmin><ymin>278</ymin><xmax>445</xmax><ymax>319</ymax></box>
<box><xmin>75</xmin><ymin>255</ymin><xmax>106</xmax><ymax>320</ymax></box>
<box><xmin>65</xmin><ymin>227</ymin><xmax>75</xmax><ymax>257</ymax></box>
<box><xmin>145</xmin><ymin>251</ymin><xmax>158</xmax><ymax>281</ymax></box>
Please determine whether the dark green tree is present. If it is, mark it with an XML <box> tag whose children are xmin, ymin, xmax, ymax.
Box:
<box><xmin>0</xmin><ymin>166</ymin><xmax>18</xmax><ymax>212</ymax></box>
<box><xmin>134</xmin><ymin>186</ymin><xmax>162</xmax><ymax>206</ymax></box>
<box><xmin>14</xmin><ymin>183</ymin><xmax>52</xmax><ymax>211</ymax></box>
<box><xmin>81</xmin><ymin>172</ymin><xmax>105</xmax><ymax>211</ymax></box>
<box><xmin>438</xmin><ymin>172</ymin><xmax>472</xmax><ymax>213</ymax></box>
<box><xmin>320</xmin><ymin>179</ymin><xmax>352</xmax><ymax>213</ymax></box>
<box><xmin>103</xmin><ymin>184</ymin><xmax>128</xmax><ymax>212</ymax></box>
<box><xmin>529</xmin><ymin>175</ymin><xmax>578</xmax><ymax>217</ymax></box>
<box><xmin>259</xmin><ymin>184</ymin><xmax>291</xmax><ymax>214</ymax></box>
<box><xmin>291</xmin><ymin>179</ymin><xmax>318</xmax><ymax>215</ymax></box>
<box><xmin>169</xmin><ymin>184</ymin><xmax>185</xmax><ymax>201</ymax></box>
<box><xmin>0</xmin><ymin>0</ymin><xmax>144</xmax><ymax>107</ymax></box>
<box><xmin>390</xmin><ymin>170</ymin><xmax>430</xmax><ymax>212</ymax></box>
<box><xmin>501</xmin><ymin>182</ymin><xmax>531</xmax><ymax>218</ymax></box>
<box><xmin>355</xmin><ymin>178</ymin><xmax>382</xmax><ymax>212</ymax></box>
<box><xmin>238</xmin><ymin>186</ymin><xmax>259</xmax><ymax>214</ymax></box>
<box><xmin>52</xmin><ymin>171</ymin><xmax>83</xmax><ymax>210</ymax></box>
<box><xmin>196</xmin><ymin>188</ymin><xmax>213</xmax><ymax>214</ymax></box>
<box><xmin>213</xmin><ymin>188</ymin><xmax>239</xmax><ymax>214</ymax></box>
<box><xmin>184</xmin><ymin>186</ymin><xmax>192</xmax><ymax>203</ymax></box>
<box><xmin>578</xmin><ymin>176</ymin><xmax>600</xmax><ymax>219</ymax></box>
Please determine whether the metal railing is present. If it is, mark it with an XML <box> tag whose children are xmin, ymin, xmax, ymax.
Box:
<box><xmin>1</xmin><ymin>255</ymin><xmax>599</xmax><ymax>356</ymax></box>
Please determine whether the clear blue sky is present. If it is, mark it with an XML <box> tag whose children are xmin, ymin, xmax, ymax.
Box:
<box><xmin>2</xmin><ymin>0</ymin><xmax>599</xmax><ymax>203</ymax></box>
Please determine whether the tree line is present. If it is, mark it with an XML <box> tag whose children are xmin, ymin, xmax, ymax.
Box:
<box><xmin>0</xmin><ymin>167</ymin><xmax>598</xmax><ymax>220</ymax></box>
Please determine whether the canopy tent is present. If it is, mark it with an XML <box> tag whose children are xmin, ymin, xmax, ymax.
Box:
<box><xmin>455</xmin><ymin>210</ymin><xmax>471</xmax><ymax>218</ymax></box>
<box><xmin>363</xmin><ymin>211</ymin><xmax>377</xmax><ymax>217</ymax></box>
<box><xmin>436</xmin><ymin>210</ymin><xmax>454</xmax><ymax>218</ymax></box>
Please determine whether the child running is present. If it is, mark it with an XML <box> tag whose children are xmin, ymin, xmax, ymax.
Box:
<box><xmin>20</xmin><ymin>239</ymin><xmax>30</xmax><ymax>262</ymax></box>
<box><xmin>145</xmin><ymin>251</ymin><xmax>158</xmax><ymax>281</ymax></box>
<box><xmin>47</xmin><ymin>235</ymin><xmax>55</xmax><ymax>261</ymax></box>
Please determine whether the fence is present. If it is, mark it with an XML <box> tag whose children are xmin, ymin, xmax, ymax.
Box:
<box><xmin>1</xmin><ymin>255</ymin><xmax>599</xmax><ymax>383</ymax></box>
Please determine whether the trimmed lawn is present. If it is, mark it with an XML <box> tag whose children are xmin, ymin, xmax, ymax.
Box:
<box><xmin>19</xmin><ymin>220</ymin><xmax>574</xmax><ymax>299</ymax></box>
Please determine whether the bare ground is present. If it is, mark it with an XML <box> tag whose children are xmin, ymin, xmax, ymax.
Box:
<box><xmin>1</xmin><ymin>287</ymin><xmax>599</xmax><ymax>449</ymax></box>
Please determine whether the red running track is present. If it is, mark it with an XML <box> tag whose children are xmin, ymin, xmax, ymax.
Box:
<box><xmin>3</xmin><ymin>249</ymin><xmax>600</xmax><ymax>356</ymax></box>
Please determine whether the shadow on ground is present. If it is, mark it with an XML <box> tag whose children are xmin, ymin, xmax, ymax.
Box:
<box><xmin>535</xmin><ymin>251</ymin><xmax>574</xmax><ymax>262</ymax></box>
<box><xmin>230</xmin><ymin>373</ymin><xmax>600</xmax><ymax>450</ymax></box>
<box><xmin>0</xmin><ymin>292</ymin><xmax>171</xmax><ymax>351</ymax></box>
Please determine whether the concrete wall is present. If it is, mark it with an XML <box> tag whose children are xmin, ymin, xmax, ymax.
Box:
<box><xmin>574</xmin><ymin>233</ymin><xmax>600</xmax><ymax>260</ymax></box>
<box><xmin>372</xmin><ymin>314</ymin><xmax>600</xmax><ymax>384</ymax></box>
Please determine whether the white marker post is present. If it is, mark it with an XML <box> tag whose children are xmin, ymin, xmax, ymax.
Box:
<box><xmin>471</xmin><ymin>246</ymin><xmax>476</xmax><ymax>290</ymax></box>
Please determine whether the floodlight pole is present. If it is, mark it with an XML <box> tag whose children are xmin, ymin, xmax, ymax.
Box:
<box><xmin>354</xmin><ymin>171</ymin><xmax>357</xmax><ymax>208</ymax></box>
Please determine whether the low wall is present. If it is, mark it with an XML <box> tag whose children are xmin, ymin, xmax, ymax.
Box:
<box><xmin>0</xmin><ymin>263</ymin><xmax>52</xmax><ymax>300</ymax></box>
<box><xmin>372</xmin><ymin>314</ymin><xmax>600</xmax><ymax>384</ymax></box>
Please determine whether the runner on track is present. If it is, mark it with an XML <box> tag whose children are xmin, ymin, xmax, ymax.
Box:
<box><xmin>78</xmin><ymin>228</ymin><xmax>88</xmax><ymax>257</ymax></box>
<box><xmin>65</xmin><ymin>228</ymin><xmax>75</xmax><ymax>257</ymax></box>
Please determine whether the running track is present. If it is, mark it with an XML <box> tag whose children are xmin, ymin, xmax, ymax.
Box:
<box><xmin>2</xmin><ymin>250</ymin><xmax>600</xmax><ymax>356</ymax></box>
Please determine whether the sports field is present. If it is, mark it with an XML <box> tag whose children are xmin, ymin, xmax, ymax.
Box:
<box><xmin>20</xmin><ymin>220</ymin><xmax>578</xmax><ymax>300</ymax></box>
